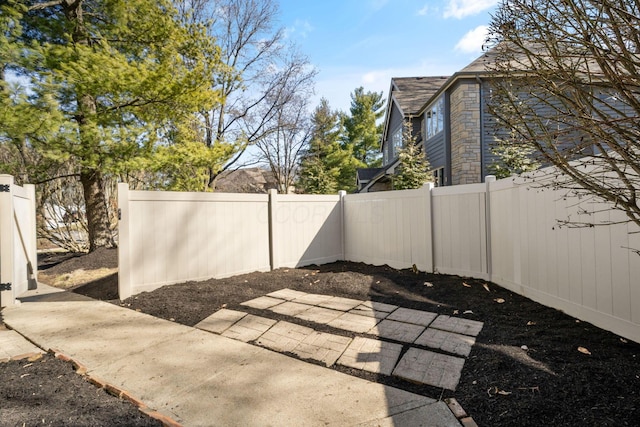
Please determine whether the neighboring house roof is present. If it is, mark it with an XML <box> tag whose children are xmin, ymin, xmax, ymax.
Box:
<box><xmin>214</xmin><ymin>168</ymin><xmax>278</xmax><ymax>193</ymax></box>
<box><xmin>356</xmin><ymin>159</ymin><xmax>400</xmax><ymax>193</ymax></box>
<box><xmin>356</xmin><ymin>167</ymin><xmax>384</xmax><ymax>183</ymax></box>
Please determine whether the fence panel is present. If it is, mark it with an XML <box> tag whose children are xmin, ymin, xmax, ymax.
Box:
<box><xmin>488</xmin><ymin>176</ymin><xmax>640</xmax><ymax>343</ymax></box>
<box><xmin>270</xmin><ymin>191</ymin><xmax>343</xmax><ymax>269</ymax></box>
<box><xmin>118</xmin><ymin>184</ymin><xmax>271</xmax><ymax>299</ymax></box>
<box><xmin>343</xmin><ymin>185</ymin><xmax>432</xmax><ymax>272</ymax></box>
<box><xmin>432</xmin><ymin>183</ymin><xmax>488</xmax><ymax>279</ymax></box>
<box><xmin>0</xmin><ymin>175</ymin><xmax>37</xmax><ymax>307</ymax></box>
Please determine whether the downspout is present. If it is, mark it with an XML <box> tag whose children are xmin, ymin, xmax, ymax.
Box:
<box><xmin>476</xmin><ymin>76</ymin><xmax>486</xmax><ymax>182</ymax></box>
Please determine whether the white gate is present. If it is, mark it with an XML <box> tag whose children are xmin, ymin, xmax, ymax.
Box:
<box><xmin>0</xmin><ymin>175</ymin><xmax>38</xmax><ymax>307</ymax></box>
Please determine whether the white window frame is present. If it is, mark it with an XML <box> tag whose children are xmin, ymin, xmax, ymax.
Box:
<box><xmin>392</xmin><ymin>126</ymin><xmax>403</xmax><ymax>158</ymax></box>
<box><xmin>425</xmin><ymin>95</ymin><xmax>444</xmax><ymax>140</ymax></box>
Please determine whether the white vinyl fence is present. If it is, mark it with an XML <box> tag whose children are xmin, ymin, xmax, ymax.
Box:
<box><xmin>117</xmin><ymin>185</ymin><xmax>344</xmax><ymax>299</ymax></box>
<box><xmin>117</xmin><ymin>172</ymin><xmax>640</xmax><ymax>343</ymax></box>
<box><xmin>0</xmin><ymin>175</ymin><xmax>38</xmax><ymax>307</ymax></box>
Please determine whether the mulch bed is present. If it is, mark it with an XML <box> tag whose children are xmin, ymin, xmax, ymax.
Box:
<box><xmin>7</xmin><ymin>249</ymin><xmax>640</xmax><ymax>426</ymax></box>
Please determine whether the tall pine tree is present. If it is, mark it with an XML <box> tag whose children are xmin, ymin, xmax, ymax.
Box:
<box><xmin>343</xmin><ymin>87</ymin><xmax>385</xmax><ymax>166</ymax></box>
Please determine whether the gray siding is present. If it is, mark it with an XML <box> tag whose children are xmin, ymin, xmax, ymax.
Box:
<box><xmin>424</xmin><ymin>132</ymin><xmax>446</xmax><ymax>170</ymax></box>
<box><xmin>383</xmin><ymin>102</ymin><xmax>405</xmax><ymax>165</ymax></box>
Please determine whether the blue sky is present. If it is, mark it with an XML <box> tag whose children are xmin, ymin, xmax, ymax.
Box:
<box><xmin>278</xmin><ymin>0</ymin><xmax>499</xmax><ymax>112</ymax></box>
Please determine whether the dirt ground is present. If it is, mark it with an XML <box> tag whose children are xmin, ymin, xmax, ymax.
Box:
<box><xmin>3</xmin><ymin>248</ymin><xmax>639</xmax><ymax>426</ymax></box>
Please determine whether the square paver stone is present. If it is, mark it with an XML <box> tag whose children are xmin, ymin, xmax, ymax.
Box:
<box><xmin>266</xmin><ymin>288</ymin><xmax>308</xmax><ymax>301</ymax></box>
<box><xmin>359</xmin><ymin>300</ymin><xmax>399</xmax><ymax>313</ymax></box>
<box><xmin>349</xmin><ymin>305</ymin><xmax>390</xmax><ymax>320</ymax></box>
<box><xmin>240</xmin><ymin>296</ymin><xmax>285</xmax><ymax>310</ymax></box>
<box><xmin>195</xmin><ymin>309</ymin><xmax>246</xmax><ymax>334</ymax></box>
<box><xmin>318</xmin><ymin>296</ymin><xmax>363</xmax><ymax>311</ymax></box>
<box><xmin>327</xmin><ymin>312</ymin><xmax>380</xmax><ymax>334</ymax></box>
<box><xmin>414</xmin><ymin>328</ymin><xmax>476</xmax><ymax>357</ymax></box>
<box><xmin>294</xmin><ymin>306</ymin><xmax>343</xmax><ymax>325</ymax></box>
<box><xmin>292</xmin><ymin>331</ymin><xmax>352</xmax><ymax>367</ymax></box>
<box><xmin>386</xmin><ymin>307</ymin><xmax>438</xmax><ymax>327</ymax></box>
<box><xmin>430</xmin><ymin>315</ymin><xmax>484</xmax><ymax>337</ymax></box>
<box><xmin>256</xmin><ymin>321</ymin><xmax>314</xmax><ymax>353</ymax></box>
<box><xmin>221</xmin><ymin>314</ymin><xmax>277</xmax><ymax>343</ymax></box>
<box><xmin>292</xmin><ymin>293</ymin><xmax>334</xmax><ymax>306</ymax></box>
<box><xmin>269</xmin><ymin>301</ymin><xmax>312</xmax><ymax>317</ymax></box>
<box><xmin>337</xmin><ymin>336</ymin><xmax>403</xmax><ymax>376</ymax></box>
<box><xmin>371</xmin><ymin>319</ymin><xmax>425</xmax><ymax>343</ymax></box>
<box><xmin>393</xmin><ymin>348</ymin><xmax>466</xmax><ymax>391</ymax></box>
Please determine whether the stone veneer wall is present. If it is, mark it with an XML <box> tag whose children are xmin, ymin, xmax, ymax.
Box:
<box><xmin>449</xmin><ymin>81</ymin><xmax>482</xmax><ymax>185</ymax></box>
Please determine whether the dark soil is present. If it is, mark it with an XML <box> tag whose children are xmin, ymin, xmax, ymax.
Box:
<box><xmin>0</xmin><ymin>352</ymin><xmax>160</xmax><ymax>427</ymax></box>
<box><xmin>7</xmin><ymin>249</ymin><xmax>640</xmax><ymax>426</ymax></box>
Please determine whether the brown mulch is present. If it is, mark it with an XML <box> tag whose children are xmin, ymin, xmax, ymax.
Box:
<box><xmin>5</xmin><ymin>249</ymin><xmax>639</xmax><ymax>426</ymax></box>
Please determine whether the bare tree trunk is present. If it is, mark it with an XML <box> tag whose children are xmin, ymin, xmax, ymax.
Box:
<box><xmin>80</xmin><ymin>169</ymin><xmax>114</xmax><ymax>251</ymax></box>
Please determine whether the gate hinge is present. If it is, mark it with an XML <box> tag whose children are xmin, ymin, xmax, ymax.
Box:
<box><xmin>0</xmin><ymin>282</ymin><xmax>11</xmax><ymax>291</ymax></box>
<box><xmin>0</xmin><ymin>184</ymin><xmax>10</xmax><ymax>192</ymax></box>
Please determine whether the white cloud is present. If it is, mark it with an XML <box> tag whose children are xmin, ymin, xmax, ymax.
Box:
<box><xmin>284</xmin><ymin>19</ymin><xmax>314</xmax><ymax>39</ymax></box>
<box><xmin>444</xmin><ymin>0</ymin><xmax>498</xmax><ymax>19</ymax></box>
<box><xmin>417</xmin><ymin>4</ymin><xmax>430</xmax><ymax>16</ymax></box>
<box><xmin>454</xmin><ymin>25</ymin><xmax>489</xmax><ymax>53</ymax></box>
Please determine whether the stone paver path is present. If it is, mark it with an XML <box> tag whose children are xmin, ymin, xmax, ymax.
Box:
<box><xmin>195</xmin><ymin>288</ymin><xmax>484</xmax><ymax>392</ymax></box>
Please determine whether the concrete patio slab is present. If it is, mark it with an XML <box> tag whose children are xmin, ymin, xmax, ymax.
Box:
<box><xmin>221</xmin><ymin>314</ymin><xmax>277</xmax><ymax>343</ymax></box>
<box><xmin>328</xmin><ymin>312</ymin><xmax>381</xmax><ymax>334</ymax></box>
<box><xmin>393</xmin><ymin>348</ymin><xmax>466</xmax><ymax>391</ymax></box>
<box><xmin>414</xmin><ymin>328</ymin><xmax>476</xmax><ymax>357</ymax></box>
<box><xmin>3</xmin><ymin>286</ymin><xmax>463</xmax><ymax>426</ymax></box>
<box><xmin>240</xmin><ymin>296</ymin><xmax>285</xmax><ymax>310</ymax></box>
<box><xmin>269</xmin><ymin>301</ymin><xmax>312</xmax><ymax>317</ymax></box>
<box><xmin>256</xmin><ymin>321</ymin><xmax>315</xmax><ymax>353</ymax></box>
<box><xmin>337</xmin><ymin>336</ymin><xmax>403</xmax><ymax>376</ymax></box>
<box><xmin>371</xmin><ymin>319</ymin><xmax>426</xmax><ymax>343</ymax></box>
<box><xmin>295</xmin><ymin>306</ymin><xmax>343</xmax><ymax>325</ymax></box>
<box><xmin>195</xmin><ymin>309</ymin><xmax>247</xmax><ymax>334</ymax></box>
<box><xmin>386</xmin><ymin>307</ymin><xmax>438</xmax><ymax>327</ymax></box>
<box><xmin>430</xmin><ymin>315</ymin><xmax>484</xmax><ymax>337</ymax></box>
<box><xmin>266</xmin><ymin>288</ymin><xmax>308</xmax><ymax>301</ymax></box>
<box><xmin>292</xmin><ymin>331</ymin><xmax>352</xmax><ymax>367</ymax></box>
<box><xmin>0</xmin><ymin>328</ymin><xmax>43</xmax><ymax>360</ymax></box>
<box><xmin>318</xmin><ymin>296</ymin><xmax>363</xmax><ymax>311</ymax></box>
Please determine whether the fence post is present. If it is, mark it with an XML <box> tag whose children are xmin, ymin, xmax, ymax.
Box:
<box><xmin>485</xmin><ymin>175</ymin><xmax>496</xmax><ymax>282</ymax></box>
<box><xmin>423</xmin><ymin>182</ymin><xmax>435</xmax><ymax>273</ymax></box>
<box><xmin>268</xmin><ymin>189</ymin><xmax>278</xmax><ymax>270</ymax></box>
<box><xmin>338</xmin><ymin>190</ymin><xmax>346</xmax><ymax>261</ymax></box>
<box><xmin>24</xmin><ymin>184</ymin><xmax>38</xmax><ymax>289</ymax></box>
<box><xmin>117</xmin><ymin>182</ymin><xmax>132</xmax><ymax>300</ymax></box>
<box><xmin>0</xmin><ymin>175</ymin><xmax>15</xmax><ymax>307</ymax></box>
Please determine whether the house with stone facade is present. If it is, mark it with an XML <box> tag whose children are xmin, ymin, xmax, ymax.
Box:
<box><xmin>358</xmin><ymin>51</ymin><xmax>499</xmax><ymax>192</ymax></box>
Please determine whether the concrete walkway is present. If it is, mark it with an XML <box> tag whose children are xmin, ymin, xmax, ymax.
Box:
<box><xmin>2</xmin><ymin>285</ymin><xmax>465</xmax><ymax>426</ymax></box>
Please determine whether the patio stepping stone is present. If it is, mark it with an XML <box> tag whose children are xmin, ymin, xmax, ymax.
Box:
<box><xmin>240</xmin><ymin>296</ymin><xmax>285</xmax><ymax>310</ymax></box>
<box><xmin>392</xmin><ymin>348</ymin><xmax>466</xmax><ymax>391</ymax></box>
<box><xmin>195</xmin><ymin>309</ymin><xmax>246</xmax><ymax>334</ymax></box>
<box><xmin>292</xmin><ymin>292</ymin><xmax>334</xmax><ymax>306</ymax></box>
<box><xmin>266</xmin><ymin>288</ymin><xmax>308</xmax><ymax>301</ymax></box>
<box><xmin>318</xmin><ymin>297</ymin><xmax>362</xmax><ymax>311</ymax></box>
<box><xmin>349</xmin><ymin>305</ymin><xmax>390</xmax><ymax>320</ymax></box>
<box><xmin>221</xmin><ymin>314</ymin><xmax>277</xmax><ymax>343</ymax></box>
<box><xmin>269</xmin><ymin>301</ymin><xmax>312</xmax><ymax>317</ymax></box>
<box><xmin>430</xmin><ymin>315</ymin><xmax>484</xmax><ymax>337</ymax></box>
<box><xmin>359</xmin><ymin>300</ymin><xmax>399</xmax><ymax>313</ymax></box>
<box><xmin>292</xmin><ymin>331</ymin><xmax>353</xmax><ymax>367</ymax></box>
<box><xmin>337</xmin><ymin>336</ymin><xmax>403</xmax><ymax>376</ymax></box>
<box><xmin>294</xmin><ymin>306</ymin><xmax>343</xmax><ymax>324</ymax></box>
<box><xmin>256</xmin><ymin>321</ymin><xmax>315</xmax><ymax>353</ymax></box>
<box><xmin>371</xmin><ymin>319</ymin><xmax>425</xmax><ymax>343</ymax></box>
<box><xmin>386</xmin><ymin>307</ymin><xmax>438</xmax><ymax>327</ymax></box>
<box><xmin>328</xmin><ymin>312</ymin><xmax>381</xmax><ymax>334</ymax></box>
<box><xmin>414</xmin><ymin>328</ymin><xmax>476</xmax><ymax>357</ymax></box>
<box><xmin>318</xmin><ymin>296</ymin><xmax>363</xmax><ymax>311</ymax></box>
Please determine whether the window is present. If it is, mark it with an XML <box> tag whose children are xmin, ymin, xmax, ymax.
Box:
<box><xmin>433</xmin><ymin>167</ymin><xmax>445</xmax><ymax>187</ymax></box>
<box><xmin>392</xmin><ymin>127</ymin><xmax>403</xmax><ymax>158</ymax></box>
<box><xmin>424</xmin><ymin>96</ymin><xmax>444</xmax><ymax>139</ymax></box>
